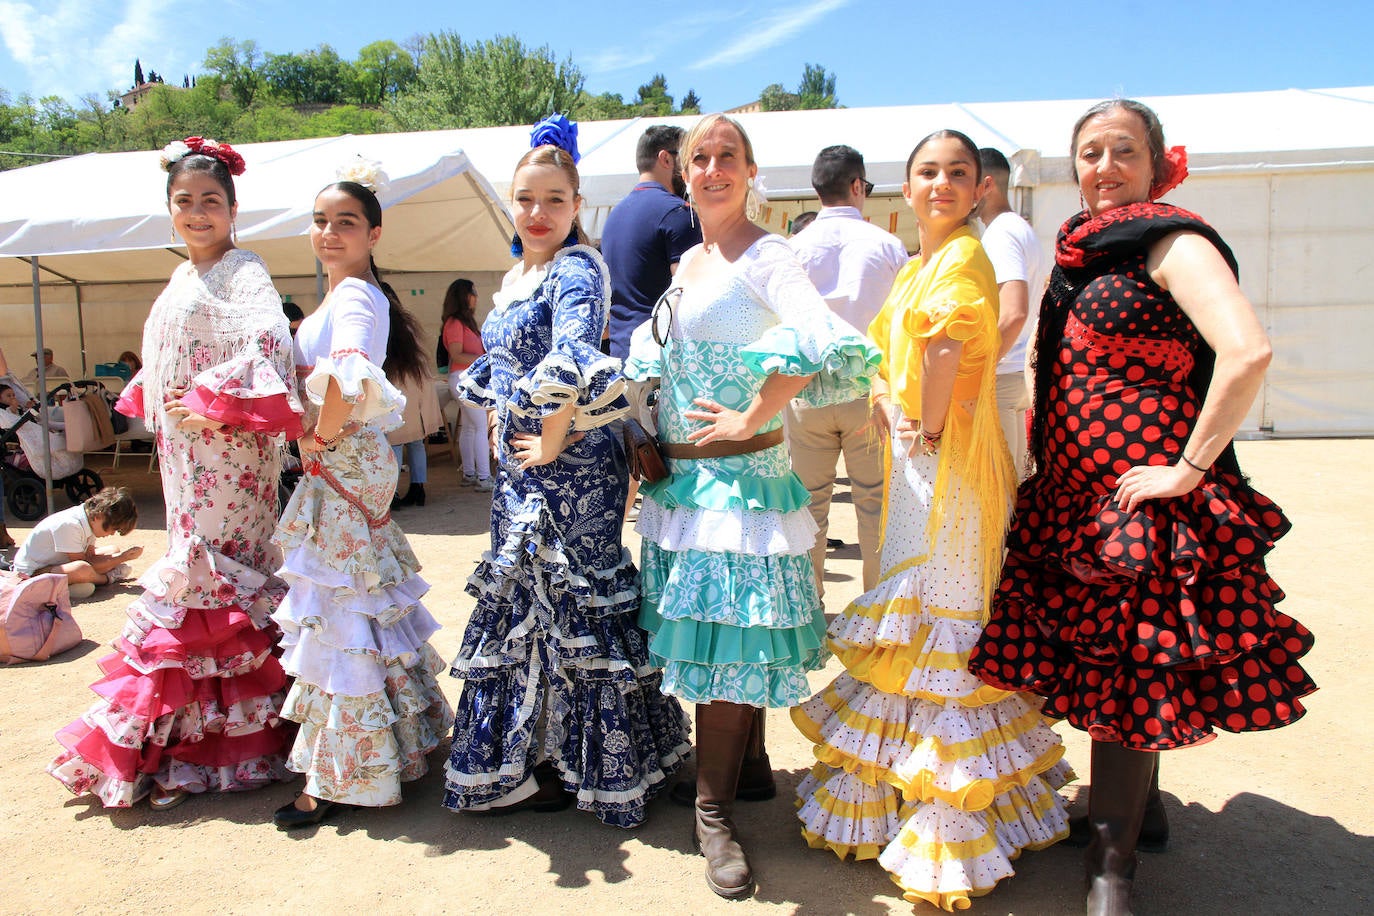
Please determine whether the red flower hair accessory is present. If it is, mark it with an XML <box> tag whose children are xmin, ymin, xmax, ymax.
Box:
<box><xmin>1150</xmin><ymin>145</ymin><xmax>1188</xmax><ymax>199</ymax></box>
<box><xmin>160</xmin><ymin>136</ymin><xmax>247</xmax><ymax>176</ymax></box>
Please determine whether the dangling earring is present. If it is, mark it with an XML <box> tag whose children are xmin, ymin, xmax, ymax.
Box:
<box><xmin>170</xmin><ymin>222</ymin><xmax>177</xmax><ymax>243</ymax></box>
<box><xmin>686</xmin><ymin>188</ymin><xmax>695</xmax><ymax>228</ymax></box>
<box><xmin>509</xmin><ymin>231</ymin><xmax>524</xmax><ymax>257</ymax></box>
<box><xmin>231</xmin><ymin>220</ymin><xmax>237</xmax><ymax>244</ymax></box>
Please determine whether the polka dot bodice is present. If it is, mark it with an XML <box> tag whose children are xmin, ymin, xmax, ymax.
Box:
<box><xmin>1045</xmin><ymin>253</ymin><xmax>1203</xmax><ymax>495</ymax></box>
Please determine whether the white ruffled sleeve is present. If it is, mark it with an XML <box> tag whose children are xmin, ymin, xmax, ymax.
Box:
<box><xmin>302</xmin><ymin>281</ymin><xmax>406</xmax><ymax>429</ymax></box>
<box><xmin>506</xmin><ymin>247</ymin><xmax>628</xmax><ymax>430</ymax></box>
<box><xmin>739</xmin><ymin>237</ymin><xmax>881</xmax><ymax>406</ymax></box>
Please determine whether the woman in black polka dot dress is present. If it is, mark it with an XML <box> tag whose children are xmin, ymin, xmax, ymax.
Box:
<box><xmin>968</xmin><ymin>99</ymin><xmax>1316</xmax><ymax>916</ymax></box>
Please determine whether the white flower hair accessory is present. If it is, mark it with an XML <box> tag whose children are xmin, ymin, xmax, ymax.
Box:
<box><xmin>746</xmin><ymin>173</ymin><xmax>768</xmax><ymax>222</ymax></box>
<box><xmin>337</xmin><ymin>155</ymin><xmax>389</xmax><ymax>195</ymax></box>
<box><xmin>159</xmin><ymin>140</ymin><xmax>191</xmax><ymax>169</ymax></box>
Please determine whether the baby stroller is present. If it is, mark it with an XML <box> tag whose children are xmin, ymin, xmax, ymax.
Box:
<box><xmin>0</xmin><ymin>406</ymin><xmax>103</xmax><ymax>522</ymax></box>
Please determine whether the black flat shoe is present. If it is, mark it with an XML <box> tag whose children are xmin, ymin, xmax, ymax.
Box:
<box><xmin>273</xmin><ymin>797</ymin><xmax>340</xmax><ymax>830</ymax></box>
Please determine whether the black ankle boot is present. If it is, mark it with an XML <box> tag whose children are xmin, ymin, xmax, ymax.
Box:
<box><xmin>392</xmin><ymin>483</ymin><xmax>425</xmax><ymax>509</ymax></box>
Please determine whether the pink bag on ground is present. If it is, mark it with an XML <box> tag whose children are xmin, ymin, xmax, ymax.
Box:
<box><xmin>0</xmin><ymin>572</ymin><xmax>82</xmax><ymax>663</ymax></box>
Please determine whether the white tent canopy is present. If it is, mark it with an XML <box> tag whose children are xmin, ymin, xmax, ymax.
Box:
<box><xmin>0</xmin><ymin>132</ymin><xmax>515</xmax><ymax>287</ymax></box>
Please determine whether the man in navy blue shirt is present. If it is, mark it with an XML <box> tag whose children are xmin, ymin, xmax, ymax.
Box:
<box><xmin>601</xmin><ymin>125</ymin><xmax>701</xmax><ymax>360</ymax></box>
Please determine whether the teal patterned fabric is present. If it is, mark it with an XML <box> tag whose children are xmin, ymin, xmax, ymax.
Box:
<box><xmin>629</xmin><ymin>235</ymin><xmax>879</xmax><ymax>708</ymax></box>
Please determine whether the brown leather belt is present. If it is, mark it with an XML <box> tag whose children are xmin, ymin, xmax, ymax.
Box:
<box><xmin>659</xmin><ymin>427</ymin><xmax>784</xmax><ymax>459</ymax></box>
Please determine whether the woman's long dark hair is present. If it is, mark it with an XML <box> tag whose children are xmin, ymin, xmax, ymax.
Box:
<box><xmin>320</xmin><ymin>180</ymin><xmax>428</xmax><ymax>386</ymax></box>
<box><xmin>442</xmin><ymin>278</ymin><xmax>479</xmax><ymax>335</ymax></box>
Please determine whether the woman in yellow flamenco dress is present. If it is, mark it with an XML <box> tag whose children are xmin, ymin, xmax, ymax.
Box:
<box><xmin>792</xmin><ymin>129</ymin><xmax>1072</xmax><ymax>910</ymax></box>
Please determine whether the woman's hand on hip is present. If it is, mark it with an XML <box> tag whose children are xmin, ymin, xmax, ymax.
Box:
<box><xmin>509</xmin><ymin>428</ymin><xmax>583</xmax><ymax>468</ymax></box>
<box><xmin>684</xmin><ymin>397</ymin><xmax>754</xmax><ymax>443</ymax></box>
<box><xmin>1114</xmin><ymin>461</ymin><xmax>1204</xmax><ymax>512</ymax></box>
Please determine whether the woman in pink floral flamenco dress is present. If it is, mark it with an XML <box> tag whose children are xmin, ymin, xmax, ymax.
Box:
<box><xmin>268</xmin><ymin>166</ymin><xmax>454</xmax><ymax>830</ymax></box>
<box><xmin>49</xmin><ymin>137</ymin><xmax>304</xmax><ymax>810</ymax></box>
<box><xmin>792</xmin><ymin>130</ymin><xmax>1072</xmax><ymax>910</ymax></box>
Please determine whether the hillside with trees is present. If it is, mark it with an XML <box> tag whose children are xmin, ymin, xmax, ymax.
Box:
<box><xmin>0</xmin><ymin>32</ymin><xmax>839</xmax><ymax>170</ymax></box>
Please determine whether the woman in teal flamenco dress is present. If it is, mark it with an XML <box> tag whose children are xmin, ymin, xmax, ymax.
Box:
<box><xmin>626</xmin><ymin>113</ymin><xmax>880</xmax><ymax>900</ymax></box>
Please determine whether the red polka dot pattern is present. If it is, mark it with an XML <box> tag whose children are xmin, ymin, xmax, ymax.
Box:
<box><xmin>968</xmin><ymin>254</ymin><xmax>1317</xmax><ymax>751</ymax></box>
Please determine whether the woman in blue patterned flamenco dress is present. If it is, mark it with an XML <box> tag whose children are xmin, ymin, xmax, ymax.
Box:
<box><xmin>443</xmin><ymin>117</ymin><xmax>691</xmax><ymax>827</ymax></box>
<box><xmin>626</xmin><ymin>114</ymin><xmax>879</xmax><ymax>899</ymax></box>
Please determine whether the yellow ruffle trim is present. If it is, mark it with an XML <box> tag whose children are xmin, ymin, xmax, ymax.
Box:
<box><xmin>794</xmin><ymin>706</ymin><xmax>1067</xmax><ymax>811</ymax></box>
<box><xmin>827</xmin><ymin>605</ymin><xmax>1008</xmax><ymax>703</ymax></box>
<box><xmin>889</xmin><ymin>789</ymin><xmax>1068</xmax><ymax>911</ymax></box>
<box><xmin>796</xmin><ymin>692</ymin><xmax>1054</xmax><ymax>765</ymax></box>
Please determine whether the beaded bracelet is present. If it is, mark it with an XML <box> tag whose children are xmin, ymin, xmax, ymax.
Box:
<box><xmin>914</xmin><ymin>425</ymin><xmax>942</xmax><ymax>457</ymax></box>
<box><xmin>313</xmin><ymin>430</ymin><xmax>341</xmax><ymax>451</ymax></box>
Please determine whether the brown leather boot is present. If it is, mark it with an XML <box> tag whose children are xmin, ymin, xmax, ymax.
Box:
<box><xmin>1084</xmin><ymin>741</ymin><xmax>1158</xmax><ymax>916</ymax></box>
<box><xmin>670</xmin><ymin>705</ymin><xmax>776</xmax><ymax>805</ymax></box>
<box><xmin>1067</xmin><ymin>754</ymin><xmax>1169</xmax><ymax>853</ymax></box>
<box><xmin>693</xmin><ymin>702</ymin><xmax>756</xmax><ymax>900</ymax></box>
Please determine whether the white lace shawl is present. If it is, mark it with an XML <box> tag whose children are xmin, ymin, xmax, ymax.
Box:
<box><xmin>139</xmin><ymin>248</ymin><xmax>291</xmax><ymax>433</ymax></box>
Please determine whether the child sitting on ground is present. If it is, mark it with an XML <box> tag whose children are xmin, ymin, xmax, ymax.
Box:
<box><xmin>12</xmin><ymin>486</ymin><xmax>142</xmax><ymax>599</ymax></box>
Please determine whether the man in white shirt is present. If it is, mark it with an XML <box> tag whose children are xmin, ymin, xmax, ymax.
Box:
<box><xmin>978</xmin><ymin>148</ymin><xmax>1047</xmax><ymax>479</ymax></box>
<box><xmin>788</xmin><ymin>145</ymin><xmax>908</xmax><ymax>594</ymax></box>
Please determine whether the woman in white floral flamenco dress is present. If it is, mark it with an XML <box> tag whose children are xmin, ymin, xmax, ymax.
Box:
<box><xmin>792</xmin><ymin>130</ymin><xmax>1071</xmax><ymax>910</ymax></box>
<box><xmin>443</xmin><ymin>117</ymin><xmax>690</xmax><ymax>828</ymax></box>
<box><xmin>49</xmin><ymin>137</ymin><xmax>303</xmax><ymax>810</ymax></box>
<box><xmin>626</xmin><ymin>114</ymin><xmax>879</xmax><ymax>900</ymax></box>
<box><xmin>269</xmin><ymin>173</ymin><xmax>454</xmax><ymax>830</ymax></box>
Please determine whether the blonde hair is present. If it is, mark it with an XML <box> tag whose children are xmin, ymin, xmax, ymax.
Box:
<box><xmin>678</xmin><ymin>114</ymin><xmax>762</xmax><ymax>221</ymax></box>
<box><xmin>678</xmin><ymin>113</ymin><xmax>756</xmax><ymax>168</ymax></box>
<box><xmin>513</xmin><ymin>145</ymin><xmax>589</xmax><ymax>246</ymax></box>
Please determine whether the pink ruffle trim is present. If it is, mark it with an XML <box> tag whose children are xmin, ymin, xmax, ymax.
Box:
<box><xmin>114</xmin><ymin>382</ymin><xmax>145</xmax><ymax>419</ymax></box>
<box><xmin>181</xmin><ymin>386</ymin><xmax>304</xmax><ymax>438</ymax></box>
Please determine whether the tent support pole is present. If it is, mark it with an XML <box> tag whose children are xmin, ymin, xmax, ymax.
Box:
<box><xmin>75</xmin><ymin>283</ymin><xmax>87</xmax><ymax>377</ymax></box>
<box><xmin>30</xmin><ymin>257</ymin><xmax>54</xmax><ymax>516</ymax></box>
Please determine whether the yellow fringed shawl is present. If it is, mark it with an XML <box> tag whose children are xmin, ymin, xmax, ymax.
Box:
<box><xmin>867</xmin><ymin>226</ymin><xmax>1016</xmax><ymax>612</ymax></box>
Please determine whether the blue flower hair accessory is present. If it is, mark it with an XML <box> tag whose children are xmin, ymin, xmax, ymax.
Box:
<box><xmin>530</xmin><ymin>114</ymin><xmax>580</xmax><ymax>163</ymax></box>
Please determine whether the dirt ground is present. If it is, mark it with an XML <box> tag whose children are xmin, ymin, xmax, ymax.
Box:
<box><xmin>1</xmin><ymin>439</ymin><xmax>1369</xmax><ymax>916</ymax></box>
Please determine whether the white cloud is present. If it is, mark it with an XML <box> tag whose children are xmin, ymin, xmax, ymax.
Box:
<box><xmin>692</xmin><ymin>0</ymin><xmax>852</xmax><ymax>69</ymax></box>
<box><xmin>0</xmin><ymin>0</ymin><xmax>175</xmax><ymax>98</ymax></box>
<box><xmin>582</xmin><ymin>12</ymin><xmax>740</xmax><ymax>77</ymax></box>
<box><xmin>584</xmin><ymin>48</ymin><xmax>657</xmax><ymax>74</ymax></box>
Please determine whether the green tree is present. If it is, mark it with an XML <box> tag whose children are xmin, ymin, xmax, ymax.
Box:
<box><xmin>389</xmin><ymin>32</ymin><xmax>584</xmax><ymax>130</ymax></box>
<box><xmin>632</xmin><ymin>73</ymin><xmax>673</xmax><ymax>116</ymax></box>
<box><xmin>679</xmin><ymin>88</ymin><xmax>702</xmax><ymax>115</ymax></box>
<box><xmin>352</xmin><ymin>40</ymin><xmax>416</xmax><ymax>106</ymax></box>
<box><xmin>461</xmin><ymin>35</ymin><xmax>584</xmax><ymax>127</ymax></box>
<box><xmin>797</xmin><ymin>63</ymin><xmax>838</xmax><ymax>109</ymax></box>
<box><xmin>575</xmin><ymin>90</ymin><xmax>630</xmax><ymax>122</ymax></box>
<box><xmin>202</xmin><ymin>38</ymin><xmax>263</xmax><ymax>107</ymax></box>
<box><xmin>134</xmin><ymin>59</ymin><xmax>144</xmax><ymax>87</ymax></box>
<box><xmin>387</xmin><ymin>31</ymin><xmax>466</xmax><ymax>130</ymax></box>
<box><xmin>74</xmin><ymin>92</ymin><xmax>127</xmax><ymax>149</ymax></box>
<box><xmin>262</xmin><ymin>45</ymin><xmax>349</xmax><ymax>105</ymax></box>
<box><xmin>759</xmin><ymin>83</ymin><xmax>799</xmax><ymax>111</ymax></box>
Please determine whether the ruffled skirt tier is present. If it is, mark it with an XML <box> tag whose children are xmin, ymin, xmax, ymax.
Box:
<box><xmin>273</xmin><ymin>428</ymin><xmax>454</xmax><ymax>807</ymax></box>
<box><xmin>48</xmin><ymin>537</ymin><xmax>291</xmax><ymax>808</ymax></box>
<box><xmin>969</xmin><ymin>467</ymin><xmax>1316</xmax><ymax>750</ymax></box>
<box><xmin>636</xmin><ymin>456</ymin><xmax>829</xmax><ymax>707</ymax></box>
<box><xmin>445</xmin><ymin>482</ymin><xmax>690</xmax><ymax>828</ymax></box>
<box><xmin>794</xmin><ymin>449</ymin><xmax>1070</xmax><ymax>911</ymax></box>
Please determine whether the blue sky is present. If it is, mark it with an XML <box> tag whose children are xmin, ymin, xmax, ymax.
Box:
<box><xmin>1</xmin><ymin>0</ymin><xmax>1370</xmax><ymax>110</ymax></box>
